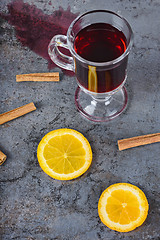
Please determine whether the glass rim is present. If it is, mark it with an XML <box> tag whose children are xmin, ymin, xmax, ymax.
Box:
<box><xmin>67</xmin><ymin>9</ymin><xmax>133</xmax><ymax>67</ymax></box>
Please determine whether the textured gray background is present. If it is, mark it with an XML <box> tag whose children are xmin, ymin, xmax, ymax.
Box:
<box><xmin>0</xmin><ymin>0</ymin><xmax>160</xmax><ymax>239</ymax></box>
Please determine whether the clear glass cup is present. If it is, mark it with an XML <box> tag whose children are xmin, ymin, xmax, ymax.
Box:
<box><xmin>48</xmin><ymin>10</ymin><xmax>133</xmax><ymax>122</ymax></box>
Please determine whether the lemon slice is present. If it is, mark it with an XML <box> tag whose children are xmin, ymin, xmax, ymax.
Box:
<box><xmin>88</xmin><ymin>65</ymin><xmax>98</xmax><ymax>92</ymax></box>
<box><xmin>37</xmin><ymin>128</ymin><xmax>92</xmax><ymax>180</ymax></box>
<box><xmin>98</xmin><ymin>183</ymin><xmax>149</xmax><ymax>232</ymax></box>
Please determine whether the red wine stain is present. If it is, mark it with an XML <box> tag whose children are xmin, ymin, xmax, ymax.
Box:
<box><xmin>0</xmin><ymin>0</ymin><xmax>78</xmax><ymax>75</ymax></box>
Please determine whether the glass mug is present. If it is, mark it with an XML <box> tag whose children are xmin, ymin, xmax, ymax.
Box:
<box><xmin>48</xmin><ymin>10</ymin><xmax>133</xmax><ymax>122</ymax></box>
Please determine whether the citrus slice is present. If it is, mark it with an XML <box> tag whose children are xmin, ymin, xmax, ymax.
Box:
<box><xmin>98</xmin><ymin>183</ymin><xmax>149</xmax><ymax>232</ymax></box>
<box><xmin>88</xmin><ymin>65</ymin><xmax>98</xmax><ymax>92</ymax></box>
<box><xmin>37</xmin><ymin>128</ymin><xmax>92</xmax><ymax>180</ymax></box>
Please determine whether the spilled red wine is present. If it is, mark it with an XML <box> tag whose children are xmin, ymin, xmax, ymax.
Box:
<box><xmin>74</xmin><ymin>23</ymin><xmax>128</xmax><ymax>93</ymax></box>
<box><xmin>0</xmin><ymin>0</ymin><xmax>78</xmax><ymax>75</ymax></box>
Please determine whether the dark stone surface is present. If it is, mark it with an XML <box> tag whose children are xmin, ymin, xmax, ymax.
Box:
<box><xmin>0</xmin><ymin>0</ymin><xmax>160</xmax><ymax>239</ymax></box>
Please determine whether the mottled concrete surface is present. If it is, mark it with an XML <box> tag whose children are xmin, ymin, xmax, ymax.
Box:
<box><xmin>0</xmin><ymin>0</ymin><xmax>160</xmax><ymax>239</ymax></box>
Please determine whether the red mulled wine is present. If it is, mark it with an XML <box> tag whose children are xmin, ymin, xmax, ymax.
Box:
<box><xmin>74</xmin><ymin>23</ymin><xmax>128</xmax><ymax>93</ymax></box>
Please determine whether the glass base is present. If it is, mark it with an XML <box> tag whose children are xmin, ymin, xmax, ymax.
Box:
<box><xmin>75</xmin><ymin>86</ymin><xmax>128</xmax><ymax>122</ymax></box>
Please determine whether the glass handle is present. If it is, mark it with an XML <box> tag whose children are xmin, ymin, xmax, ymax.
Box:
<box><xmin>48</xmin><ymin>35</ymin><xmax>75</xmax><ymax>72</ymax></box>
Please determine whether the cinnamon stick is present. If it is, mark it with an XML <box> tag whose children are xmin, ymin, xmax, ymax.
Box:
<box><xmin>118</xmin><ymin>133</ymin><xmax>160</xmax><ymax>150</ymax></box>
<box><xmin>0</xmin><ymin>102</ymin><xmax>36</xmax><ymax>125</ymax></box>
<box><xmin>0</xmin><ymin>150</ymin><xmax>7</xmax><ymax>165</ymax></box>
<box><xmin>16</xmin><ymin>72</ymin><xmax>59</xmax><ymax>82</ymax></box>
